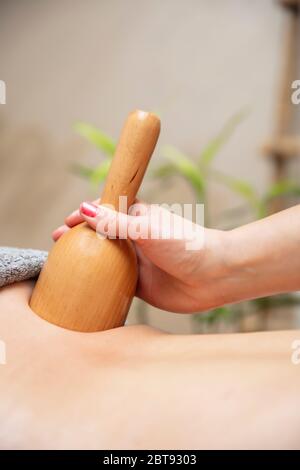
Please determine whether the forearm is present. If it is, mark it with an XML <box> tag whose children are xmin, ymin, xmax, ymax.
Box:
<box><xmin>220</xmin><ymin>205</ymin><xmax>300</xmax><ymax>304</ymax></box>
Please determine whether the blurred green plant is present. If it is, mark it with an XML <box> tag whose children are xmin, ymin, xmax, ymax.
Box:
<box><xmin>72</xmin><ymin>112</ymin><xmax>300</xmax><ymax>330</ymax></box>
<box><xmin>71</xmin><ymin>122</ymin><xmax>115</xmax><ymax>190</ymax></box>
<box><xmin>196</xmin><ymin>293</ymin><xmax>300</xmax><ymax>328</ymax></box>
<box><xmin>153</xmin><ymin>110</ymin><xmax>300</xmax><ymax>327</ymax></box>
<box><xmin>156</xmin><ymin>110</ymin><xmax>268</xmax><ymax>219</ymax></box>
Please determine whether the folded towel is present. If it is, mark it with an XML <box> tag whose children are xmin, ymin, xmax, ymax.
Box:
<box><xmin>0</xmin><ymin>247</ymin><xmax>48</xmax><ymax>288</ymax></box>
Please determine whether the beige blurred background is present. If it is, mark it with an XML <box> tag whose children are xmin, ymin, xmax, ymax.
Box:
<box><xmin>0</xmin><ymin>0</ymin><xmax>299</xmax><ymax>332</ymax></box>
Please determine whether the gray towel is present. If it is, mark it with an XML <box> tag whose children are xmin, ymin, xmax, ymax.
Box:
<box><xmin>0</xmin><ymin>247</ymin><xmax>48</xmax><ymax>288</ymax></box>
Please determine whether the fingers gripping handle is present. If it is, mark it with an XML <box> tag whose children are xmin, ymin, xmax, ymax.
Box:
<box><xmin>29</xmin><ymin>110</ymin><xmax>160</xmax><ymax>332</ymax></box>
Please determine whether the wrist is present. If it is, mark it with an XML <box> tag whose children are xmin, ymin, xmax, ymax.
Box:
<box><xmin>194</xmin><ymin>227</ymin><xmax>249</xmax><ymax>309</ymax></box>
<box><xmin>206</xmin><ymin>225</ymin><xmax>265</xmax><ymax>306</ymax></box>
<box><xmin>202</xmin><ymin>228</ymin><xmax>233</xmax><ymax>281</ymax></box>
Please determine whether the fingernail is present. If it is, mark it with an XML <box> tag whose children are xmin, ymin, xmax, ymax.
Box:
<box><xmin>80</xmin><ymin>202</ymin><xmax>98</xmax><ymax>218</ymax></box>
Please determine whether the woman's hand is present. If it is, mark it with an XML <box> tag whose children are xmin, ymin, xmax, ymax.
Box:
<box><xmin>53</xmin><ymin>201</ymin><xmax>230</xmax><ymax>313</ymax></box>
<box><xmin>53</xmin><ymin>202</ymin><xmax>300</xmax><ymax>313</ymax></box>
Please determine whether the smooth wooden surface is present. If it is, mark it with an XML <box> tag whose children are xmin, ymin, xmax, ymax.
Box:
<box><xmin>30</xmin><ymin>110</ymin><xmax>161</xmax><ymax>331</ymax></box>
<box><xmin>101</xmin><ymin>110</ymin><xmax>160</xmax><ymax>211</ymax></box>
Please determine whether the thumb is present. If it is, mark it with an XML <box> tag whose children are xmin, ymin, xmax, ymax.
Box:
<box><xmin>79</xmin><ymin>201</ymin><xmax>150</xmax><ymax>240</ymax></box>
<box><xmin>79</xmin><ymin>201</ymin><xmax>205</xmax><ymax>281</ymax></box>
<box><xmin>80</xmin><ymin>201</ymin><xmax>204</xmax><ymax>243</ymax></box>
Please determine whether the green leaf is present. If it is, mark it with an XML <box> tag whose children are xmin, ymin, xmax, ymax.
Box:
<box><xmin>194</xmin><ymin>292</ymin><xmax>300</xmax><ymax>327</ymax></box>
<box><xmin>89</xmin><ymin>159</ymin><xmax>111</xmax><ymax>188</ymax></box>
<box><xmin>264</xmin><ymin>180</ymin><xmax>300</xmax><ymax>201</ymax></box>
<box><xmin>225</xmin><ymin>179</ymin><xmax>256</xmax><ymax>200</ymax></box>
<box><xmin>70</xmin><ymin>163</ymin><xmax>95</xmax><ymax>179</ymax></box>
<box><xmin>74</xmin><ymin>122</ymin><xmax>116</xmax><ymax>156</ymax></box>
<box><xmin>209</xmin><ymin>168</ymin><xmax>262</xmax><ymax>213</ymax></box>
<box><xmin>195</xmin><ymin>306</ymin><xmax>234</xmax><ymax>325</ymax></box>
<box><xmin>152</xmin><ymin>164</ymin><xmax>176</xmax><ymax>178</ymax></box>
<box><xmin>160</xmin><ymin>146</ymin><xmax>205</xmax><ymax>199</ymax></box>
<box><xmin>199</xmin><ymin>108</ymin><xmax>249</xmax><ymax>166</ymax></box>
<box><xmin>251</xmin><ymin>294</ymin><xmax>300</xmax><ymax>311</ymax></box>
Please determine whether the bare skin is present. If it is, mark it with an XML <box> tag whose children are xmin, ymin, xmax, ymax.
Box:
<box><xmin>0</xmin><ymin>281</ymin><xmax>300</xmax><ymax>450</ymax></box>
<box><xmin>0</xmin><ymin>204</ymin><xmax>300</xmax><ymax>449</ymax></box>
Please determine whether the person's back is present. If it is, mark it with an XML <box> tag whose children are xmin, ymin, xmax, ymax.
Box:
<box><xmin>1</xmin><ymin>281</ymin><xmax>299</xmax><ymax>450</ymax></box>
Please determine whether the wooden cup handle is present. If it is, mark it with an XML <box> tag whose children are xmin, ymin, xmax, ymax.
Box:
<box><xmin>100</xmin><ymin>110</ymin><xmax>161</xmax><ymax>211</ymax></box>
<box><xmin>29</xmin><ymin>110</ymin><xmax>160</xmax><ymax>332</ymax></box>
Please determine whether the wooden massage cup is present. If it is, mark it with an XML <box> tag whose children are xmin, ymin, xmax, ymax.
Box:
<box><xmin>30</xmin><ymin>110</ymin><xmax>161</xmax><ymax>331</ymax></box>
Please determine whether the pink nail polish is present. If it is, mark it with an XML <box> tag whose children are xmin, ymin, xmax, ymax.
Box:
<box><xmin>80</xmin><ymin>202</ymin><xmax>98</xmax><ymax>218</ymax></box>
